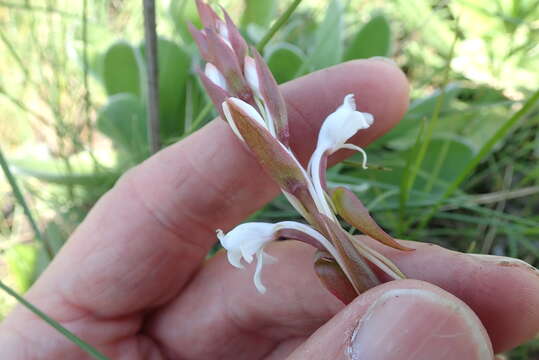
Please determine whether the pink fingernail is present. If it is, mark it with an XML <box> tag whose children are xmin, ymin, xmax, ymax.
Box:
<box><xmin>347</xmin><ymin>289</ymin><xmax>493</xmax><ymax>360</ymax></box>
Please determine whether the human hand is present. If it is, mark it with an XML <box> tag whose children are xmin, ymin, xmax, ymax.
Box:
<box><xmin>1</xmin><ymin>59</ymin><xmax>538</xmax><ymax>360</ymax></box>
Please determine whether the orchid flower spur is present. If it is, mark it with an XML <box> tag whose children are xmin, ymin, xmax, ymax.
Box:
<box><xmin>191</xmin><ymin>1</ymin><xmax>413</xmax><ymax>301</ymax></box>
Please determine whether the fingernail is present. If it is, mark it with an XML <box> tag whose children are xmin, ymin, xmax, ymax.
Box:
<box><xmin>468</xmin><ymin>254</ymin><xmax>539</xmax><ymax>275</ymax></box>
<box><xmin>348</xmin><ymin>289</ymin><xmax>493</xmax><ymax>360</ymax></box>
<box><xmin>369</xmin><ymin>56</ymin><xmax>397</xmax><ymax>67</ymax></box>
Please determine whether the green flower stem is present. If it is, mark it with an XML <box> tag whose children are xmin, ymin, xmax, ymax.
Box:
<box><xmin>256</xmin><ymin>0</ymin><xmax>303</xmax><ymax>53</ymax></box>
<box><xmin>0</xmin><ymin>281</ymin><xmax>110</xmax><ymax>360</ymax></box>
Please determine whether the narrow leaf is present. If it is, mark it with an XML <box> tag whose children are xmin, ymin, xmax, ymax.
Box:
<box><xmin>222</xmin><ymin>8</ymin><xmax>247</xmax><ymax>68</ymax></box>
<box><xmin>195</xmin><ymin>0</ymin><xmax>220</xmax><ymax>29</ymax></box>
<box><xmin>252</xmin><ymin>48</ymin><xmax>289</xmax><ymax>147</ymax></box>
<box><xmin>331</xmin><ymin>187</ymin><xmax>414</xmax><ymax>251</ymax></box>
<box><xmin>319</xmin><ymin>215</ymin><xmax>380</xmax><ymax>293</ymax></box>
<box><xmin>188</xmin><ymin>23</ymin><xmax>212</xmax><ymax>63</ymax></box>
<box><xmin>206</xmin><ymin>29</ymin><xmax>249</xmax><ymax>100</ymax></box>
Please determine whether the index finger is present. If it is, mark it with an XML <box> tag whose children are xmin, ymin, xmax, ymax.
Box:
<box><xmin>27</xmin><ymin>59</ymin><xmax>409</xmax><ymax>317</ymax></box>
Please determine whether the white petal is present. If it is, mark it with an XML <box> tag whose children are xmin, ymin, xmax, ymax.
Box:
<box><xmin>227</xmin><ymin>250</ymin><xmax>244</xmax><ymax>269</ymax></box>
<box><xmin>218</xmin><ymin>222</ymin><xmax>275</xmax><ymax>266</ymax></box>
<box><xmin>204</xmin><ymin>63</ymin><xmax>228</xmax><ymax>91</ymax></box>
<box><xmin>244</xmin><ymin>56</ymin><xmax>260</xmax><ymax>98</ymax></box>
<box><xmin>218</xmin><ymin>21</ymin><xmax>229</xmax><ymax>41</ymax></box>
<box><xmin>341</xmin><ymin>93</ymin><xmax>357</xmax><ymax>111</ymax></box>
<box><xmin>307</xmin><ymin>147</ymin><xmax>333</xmax><ymax>217</ymax></box>
<box><xmin>228</xmin><ymin>97</ymin><xmax>266</xmax><ymax>129</ymax></box>
<box><xmin>253</xmin><ymin>249</ymin><xmax>268</xmax><ymax>293</ymax></box>
<box><xmin>316</xmin><ymin>94</ymin><xmax>374</xmax><ymax>152</ymax></box>
<box><xmin>222</xmin><ymin>101</ymin><xmax>244</xmax><ymax>141</ymax></box>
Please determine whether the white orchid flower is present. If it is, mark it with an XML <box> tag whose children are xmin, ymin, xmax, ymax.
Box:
<box><xmin>308</xmin><ymin>94</ymin><xmax>374</xmax><ymax>214</ymax></box>
<box><xmin>221</xmin><ymin>97</ymin><xmax>333</xmax><ymax>219</ymax></box>
<box><xmin>217</xmin><ymin>221</ymin><xmax>342</xmax><ymax>294</ymax></box>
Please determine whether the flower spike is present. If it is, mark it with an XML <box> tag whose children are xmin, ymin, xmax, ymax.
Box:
<box><xmin>192</xmin><ymin>1</ymin><xmax>410</xmax><ymax>297</ymax></box>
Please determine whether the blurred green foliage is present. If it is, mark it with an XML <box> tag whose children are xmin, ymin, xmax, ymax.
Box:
<box><xmin>1</xmin><ymin>0</ymin><xmax>538</xmax><ymax>357</ymax></box>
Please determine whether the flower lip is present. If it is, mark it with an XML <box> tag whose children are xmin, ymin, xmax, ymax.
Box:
<box><xmin>316</xmin><ymin>94</ymin><xmax>374</xmax><ymax>152</ymax></box>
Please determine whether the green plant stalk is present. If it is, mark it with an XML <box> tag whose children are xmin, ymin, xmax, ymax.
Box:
<box><xmin>416</xmin><ymin>88</ymin><xmax>539</xmax><ymax>230</ymax></box>
<box><xmin>0</xmin><ymin>281</ymin><xmax>110</xmax><ymax>360</ymax></box>
<box><xmin>143</xmin><ymin>0</ymin><xmax>161</xmax><ymax>154</ymax></box>
<box><xmin>399</xmin><ymin>117</ymin><xmax>426</xmax><ymax>233</ymax></box>
<box><xmin>423</xmin><ymin>137</ymin><xmax>451</xmax><ymax>193</ymax></box>
<box><xmin>0</xmin><ymin>148</ymin><xmax>53</xmax><ymax>260</ymax></box>
<box><xmin>256</xmin><ymin>0</ymin><xmax>303</xmax><ymax>53</ymax></box>
<box><xmin>399</xmin><ymin>30</ymin><xmax>458</xmax><ymax>235</ymax></box>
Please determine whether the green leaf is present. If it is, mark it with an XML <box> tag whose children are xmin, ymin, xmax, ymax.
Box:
<box><xmin>102</xmin><ymin>41</ymin><xmax>145</xmax><ymax>97</ymax></box>
<box><xmin>157</xmin><ymin>39</ymin><xmax>191</xmax><ymax>138</ymax></box>
<box><xmin>241</xmin><ymin>0</ymin><xmax>277</xmax><ymax>27</ymax></box>
<box><xmin>97</xmin><ymin>93</ymin><xmax>149</xmax><ymax>162</ymax></box>
<box><xmin>343</xmin><ymin>14</ymin><xmax>391</xmax><ymax>61</ymax></box>
<box><xmin>266</xmin><ymin>43</ymin><xmax>304</xmax><ymax>83</ymax></box>
<box><xmin>140</xmin><ymin>38</ymin><xmax>191</xmax><ymax>139</ymax></box>
<box><xmin>368</xmin><ymin>137</ymin><xmax>474</xmax><ymax>199</ymax></box>
<box><xmin>310</xmin><ymin>0</ymin><xmax>343</xmax><ymax>70</ymax></box>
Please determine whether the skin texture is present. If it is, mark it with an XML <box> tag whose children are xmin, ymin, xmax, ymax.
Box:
<box><xmin>0</xmin><ymin>59</ymin><xmax>538</xmax><ymax>360</ymax></box>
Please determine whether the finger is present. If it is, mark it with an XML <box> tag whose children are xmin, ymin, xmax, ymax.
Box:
<box><xmin>288</xmin><ymin>280</ymin><xmax>493</xmax><ymax>360</ymax></box>
<box><xmin>24</xmin><ymin>59</ymin><xmax>409</xmax><ymax>318</ymax></box>
<box><xmin>148</xmin><ymin>240</ymin><xmax>539</xmax><ymax>357</ymax></box>
<box><xmin>363</xmin><ymin>237</ymin><xmax>539</xmax><ymax>353</ymax></box>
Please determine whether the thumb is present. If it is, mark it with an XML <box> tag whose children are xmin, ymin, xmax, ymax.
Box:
<box><xmin>288</xmin><ymin>279</ymin><xmax>494</xmax><ymax>360</ymax></box>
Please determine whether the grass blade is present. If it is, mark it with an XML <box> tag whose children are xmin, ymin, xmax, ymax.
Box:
<box><xmin>0</xmin><ymin>281</ymin><xmax>110</xmax><ymax>360</ymax></box>
<box><xmin>256</xmin><ymin>0</ymin><xmax>303</xmax><ymax>53</ymax></box>
<box><xmin>417</xmin><ymin>88</ymin><xmax>539</xmax><ymax>230</ymax></box>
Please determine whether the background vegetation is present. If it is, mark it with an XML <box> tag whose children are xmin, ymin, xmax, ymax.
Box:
<box><xmin>1</xmin><ymin>0</ymin><xmax>538</xmax><ymax>358</ymax></box>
